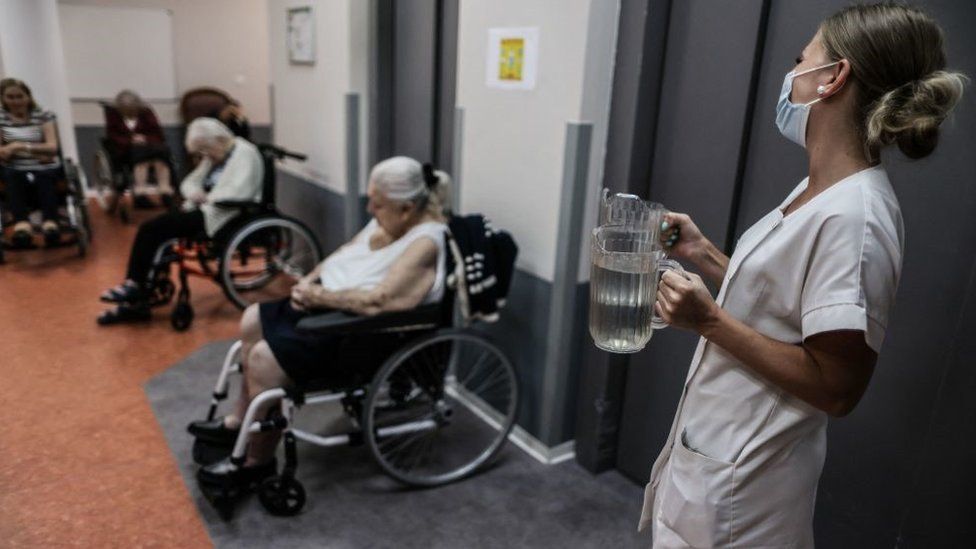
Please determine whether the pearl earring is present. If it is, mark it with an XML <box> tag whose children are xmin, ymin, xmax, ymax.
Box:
<box><xmin>817</xmin><ymin>85</ymin><xmax>827</xmax><ymax>95</ymax></box>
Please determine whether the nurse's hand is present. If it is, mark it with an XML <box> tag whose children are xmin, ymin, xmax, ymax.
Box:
<box><xmin>661</xmin><ymin>212</ymin><xmax>730</xmax><ymax>287</ymax></box>
<box><xmin>655</xmin><ymin>270</ymin><xmax>720</xmax><ymax>334</ymax></box>
<box><xmin>660</xmin><ymin>212</ymin><xmax>706</xmax><ymax>262</ymax></box>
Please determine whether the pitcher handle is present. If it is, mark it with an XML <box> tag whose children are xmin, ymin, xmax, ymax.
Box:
<box><xmin>651</xmin><ymin>259</ymin><xmax>686</xmax><ymax>330</ymax></box>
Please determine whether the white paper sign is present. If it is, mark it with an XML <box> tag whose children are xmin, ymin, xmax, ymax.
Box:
<box><xmin>485</xmin><ymin>27</ymin><xmax>539</xmax><ymax>90</ymax></box>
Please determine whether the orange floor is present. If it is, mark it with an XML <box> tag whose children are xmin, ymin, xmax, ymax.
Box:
<box><xmin>0</xmin><ymin>203</ymin><xmax>243</xmax><ymax>547</ymax></box>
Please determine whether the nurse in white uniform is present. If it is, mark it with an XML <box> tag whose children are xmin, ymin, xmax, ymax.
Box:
<box><xmin>639</xmin><ymin>4</ymin><xmax>967</xmax><ymax>547</ymax></box>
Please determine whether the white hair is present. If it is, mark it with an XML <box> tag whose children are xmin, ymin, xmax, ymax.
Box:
<box><xmin>370</xmin><ymin>156</ymin><xmax>451</xmax><ymax>216</ymax></box>
<box><xmin>185</xmin><ymin>117</ymin><xmax>234</xmax><ymax>148</ymax></box>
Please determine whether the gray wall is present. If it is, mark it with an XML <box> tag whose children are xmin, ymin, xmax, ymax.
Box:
<box><xmin>587</xmin><ymin>0</ymin><xmax>976</xmax><ymax>546</ymax></box>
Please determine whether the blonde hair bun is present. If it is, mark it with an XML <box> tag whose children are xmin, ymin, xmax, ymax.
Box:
<box><xmin>866</xmin><ymin>70</ymin><xmax>968</xmax><ymax>159</ymax></box>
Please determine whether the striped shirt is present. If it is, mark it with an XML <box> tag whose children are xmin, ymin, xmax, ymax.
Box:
<box><xmin>0</xmin><ymin>108</ymin><xmax>60</xmax><ymax>170</ymax></box>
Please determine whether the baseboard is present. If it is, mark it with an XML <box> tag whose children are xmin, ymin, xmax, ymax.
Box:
<box><xmin>507</xmin><ymin>426</ymin><xmax>576</xmax><ymax>465</ymax></box>
<box><xmin>446</xmin><ymin>380</ymin><xmax>575</xmax><ymax>466</ymax></box>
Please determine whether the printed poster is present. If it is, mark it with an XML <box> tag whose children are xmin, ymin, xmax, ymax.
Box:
<box><xmin>486</xmin><ymin>27</ymin><xmax>539</xmax><ymax>90</ymax></box>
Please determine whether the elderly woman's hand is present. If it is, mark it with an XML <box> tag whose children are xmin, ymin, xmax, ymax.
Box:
<box><xmin>654</xmin><ymin>270</ymin><xmax>721</xmax><ymax>334</ymax></box>
<box><xmin>187</xmin><ymin>190</ymin><xmax>208</xmax><ymax>205</ymax></box>
<box><xmin>290</xmin><ymin>280</ymin><xmax>323</xmax><ymax>311</ymax></box>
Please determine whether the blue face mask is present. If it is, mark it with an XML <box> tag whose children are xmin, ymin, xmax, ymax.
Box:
<box><xmin>775</xmin><ymin>62</ymin><xmax>839</xmax><ymax>148</ymax></box>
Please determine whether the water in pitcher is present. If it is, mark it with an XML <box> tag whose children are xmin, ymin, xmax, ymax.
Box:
<box><xmin>589</xmin><ymin>249</ymin><xmax>659</xmax><ymax>353</ymax></box>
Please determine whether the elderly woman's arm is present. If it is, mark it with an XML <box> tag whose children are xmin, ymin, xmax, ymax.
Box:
<box><xmin>297</xmin><ymin>237</ymin><xmax>439</xmax><ymax>316</ymax></box>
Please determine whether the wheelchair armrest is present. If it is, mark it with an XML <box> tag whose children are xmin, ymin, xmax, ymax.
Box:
<box><xmin>296</xmin><ymin>303</ymin><xmax>442</xmax><ymax>334</ymax></box>
<box><xmin>214</xmin><ymin>200</ymin><xmax>265</xmax><ymax>210</ymax></box>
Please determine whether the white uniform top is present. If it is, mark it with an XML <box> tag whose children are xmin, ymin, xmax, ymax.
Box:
<box><xmin>320</xmin><ymin>218</ymin><xmax>448</xmax><ymax>304</ymax></box>
<box><xmin>641</xmin><ymin>166</ymin><xmax>904</xmax><ymax>548</ymax></box>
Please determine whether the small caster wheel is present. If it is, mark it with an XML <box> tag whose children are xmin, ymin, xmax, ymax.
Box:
<box><xmin>258</xmin><ymin>476</ymin><xmax>306</xmax><ymax>516</ymax></box>
<box><xmin>171</xmin><ymin>301</ymin><xmax>194</xmax><ymax>331</ymax></box>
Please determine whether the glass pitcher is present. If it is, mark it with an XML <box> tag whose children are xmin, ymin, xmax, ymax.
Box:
<box><xmin>589</xmin><ymin>189</ymin><xmax>685</xmax><ymax>353</ymax></box>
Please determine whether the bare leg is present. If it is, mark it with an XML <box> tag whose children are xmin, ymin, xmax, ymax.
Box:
<box><xmin>229</xmin><ymin>304</ymin><xmax>264</xmax><ymax>427</ymax></box>
<box><xmin>242</xmin><ymin>340</ymin><xmax>290</xmax><ymax>466</ymax></box>
<box><xmin>153</xmin><ymin>160</ymin><xmax>173</xmax><ymax>195</ymax></box>
<box><xmin>133</xmin><ymin>162</ymin><xmax>150</xmax><ymax>196</ymax></box>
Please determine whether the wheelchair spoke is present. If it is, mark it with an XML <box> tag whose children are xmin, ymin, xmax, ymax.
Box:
<box><xmin>459</xmin><ymin>350</ymin><xmax>491</xmax><ymax>386</ymax></box>
<box><xmin>469</xmin><ymin>367</ymin><xmax>509</xmax><ymax>397</ymax></box>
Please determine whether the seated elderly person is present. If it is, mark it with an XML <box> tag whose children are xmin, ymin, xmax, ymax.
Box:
<box><xmin>188</xmin><ymin>156</ymin><xmax>450</xmax><ymax>486</ymax></box>
<box><xmin>97</xmin><ymin>118</ymin><xmax>263</xmax><ymax>325</ymax></box>
<box><xmin>105</xmin><ymin>90</ymin><xmax>174</xmax><ymax>207</ymax></box>
<box><xmin>0</xmin><ymin>78</ymin><xmax>63</xmax><ymax>247</ymax></box>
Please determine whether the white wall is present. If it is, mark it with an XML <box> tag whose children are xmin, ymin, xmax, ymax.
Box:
<box><xmin>267</xmin><ymin>0</ymin><xmax>369</xmax><ymax>195</ymax></box>
<box><xmin>0</xmin><ymin>0</ymin><xmax>79</xmax><ymax>160</ymax></box>
<box><xmin>58</xmin><ymin>0</ymin><xmax>271</xmax><ymax>126</ymax></box>
<box><xmin>455</xmin><ymin>0</ymin><xmax>617</xmax><ymax>282</ymax></box>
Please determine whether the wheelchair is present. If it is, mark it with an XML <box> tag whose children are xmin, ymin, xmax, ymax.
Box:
<box><xmin>143</xmin><ymin>144</ymin><xmax>323</xmax><ymax>331</ymax></box>
<box><xmin>192</xmin><ymin>225</ymin><xmax>521</xmax><ymax>519</ymax></box>
<box><xmin>91</xmin><ymin>103</ymin><xmax>174</xmax><ymax>223</ymax></box>
<box><xmin>0</xmin><ymin>127</ymin><xmax>92</xmax><ymax>263</ymax></box>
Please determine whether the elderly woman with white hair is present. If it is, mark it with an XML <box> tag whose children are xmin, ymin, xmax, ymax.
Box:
<box><xmin>188</xmin><ymin>156</ymin><xmax>450</xmax><ymax>487</ymax></box>
<box><xmin>97</xmin><ymin>117</ymin><xmax>263</xmax><ymax>324</ymax></box>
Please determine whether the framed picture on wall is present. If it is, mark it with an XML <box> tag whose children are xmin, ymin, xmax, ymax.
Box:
<box><xmin>287</xmin><ymin>6</ymin><xmax>315</xmax><ymax>65</ymax></box>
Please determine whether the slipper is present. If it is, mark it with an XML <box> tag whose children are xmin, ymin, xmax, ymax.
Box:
<box><xmin>96</xmin><ymin>304</ymin><xmax>151</xmax><ymax>325</ymax></box>
<box><xmin>43</xmin><ymin>226</ymin><xmax>61</xmax><ymax>247</ymax></box>
<box><xmin>100</xmin><ymin>283</ymin><xmax>144</xmax><ymax>304</ymax></box>
<box><xmin>10</xmin><ymin>229</ymin><xmax>33</xmax><ymax>249</ymax></box>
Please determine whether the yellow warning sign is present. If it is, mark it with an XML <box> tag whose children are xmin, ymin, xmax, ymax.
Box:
<box><xmin>498</xmin><ymin>38</ymin><xmax>525</xmax><ymax>81</ymax></box>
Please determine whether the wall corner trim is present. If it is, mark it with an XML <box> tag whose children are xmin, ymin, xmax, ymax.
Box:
<box><xmin>538</xmin><ymin>121</ymin><xmax>594</xmax><ymax>445</ymax></box>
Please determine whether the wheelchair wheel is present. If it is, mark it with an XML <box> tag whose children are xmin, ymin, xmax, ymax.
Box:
<box><xmin>219</xmin><ymin>217</ymin><xmax>322</xmax><ymax>309</ymax></box>
<box><xmin>363</xmin><ymin>329</ymin><xmax>519</xmax><ymax>487</ymax></box>
<box><xmin>257</xmin><ymin>476</ymin><xmax>306</xmax><ymax>516</ymax></box>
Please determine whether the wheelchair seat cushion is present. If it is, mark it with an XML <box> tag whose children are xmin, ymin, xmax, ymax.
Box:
<box><xmin>259</xmin><ymin>298</ymin><xmax>402</xmax><ymax>388</ymax></box>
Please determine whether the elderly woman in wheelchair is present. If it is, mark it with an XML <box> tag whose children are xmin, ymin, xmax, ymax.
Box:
<box><xmin>189</xmin><ymin>157</ymin><xmax>450</xmax><ymax>485</ymax></box>
<box><xmin>105</xmin><ymin>90</ymin><xmax>174</xmax><ymax>208</ymax></box>
<box><xmin>97</xmin><ymin>118</ymin><xmax>262</xmax><ymax>324</ymax></box>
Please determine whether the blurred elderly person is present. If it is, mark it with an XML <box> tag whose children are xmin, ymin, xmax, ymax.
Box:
<box><xmin>188</xmin><ymin>157</ymin><xmax>451</xmax><ymax>488</ymax></box>
<box><xmin>105</xmin><ymin>89</ymin><xmax>173</xmax><ymax>207</ymax></box>
<box><xmin>0</xmin><ymin>78</ymin><xmax>63</xmax><ymax>247</ymax></box>
<box><xmin>97</xmin><ymin>118</ymin><xmax>263</xmax><ymax>325</ymax></box>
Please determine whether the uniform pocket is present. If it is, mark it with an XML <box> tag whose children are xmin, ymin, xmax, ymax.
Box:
<box><xmin>659</xmin><ymin>429</ymin><xmax>736</xmax><ymax>548</ymax></box>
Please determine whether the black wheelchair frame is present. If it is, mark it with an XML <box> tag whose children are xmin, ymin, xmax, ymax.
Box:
<box><xmin>194</xmin><ymin>226</ymin><xmax>521</xmax><ymax>519</ymax></box>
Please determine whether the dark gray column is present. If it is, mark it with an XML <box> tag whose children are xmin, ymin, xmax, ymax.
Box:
<box><xmin>575</xmin><ymin>0</ymin><xmax>674</xmax><ymax>474</ymax></box>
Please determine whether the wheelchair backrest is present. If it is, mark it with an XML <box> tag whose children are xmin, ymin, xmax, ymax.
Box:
<box><xmin>179</xmin><ymin>87</ymin><xmax>232</xmax><ymax>125</ymax></box>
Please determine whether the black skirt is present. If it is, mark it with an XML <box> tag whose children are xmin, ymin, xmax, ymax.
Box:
<box><xmin>259</xmin><ymin>298</ymin><xmax>398</xmax><ymax>388</ymax></box>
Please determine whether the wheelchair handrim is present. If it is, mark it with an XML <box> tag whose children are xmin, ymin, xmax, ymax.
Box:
<box><xmin>219</xmin><ymin>216</ymin><xmax>322</xmax><ymax>309</ymax></box>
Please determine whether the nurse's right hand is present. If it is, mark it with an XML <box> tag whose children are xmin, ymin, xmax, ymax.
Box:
<box><xmin>660</xmin><ymin>211</ymin><xmax>706</xmax><ymax>262</ymax></box>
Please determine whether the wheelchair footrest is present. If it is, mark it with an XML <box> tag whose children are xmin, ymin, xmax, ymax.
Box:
<box><xmin>192</xmin><ymin>438</ymin><xmax>233</xmax><ymax>466</ymax></box>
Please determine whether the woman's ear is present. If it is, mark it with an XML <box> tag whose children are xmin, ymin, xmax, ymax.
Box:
<box><xmin>820</xmin><ymin>59</ymin><xmax>851</xmax><ymax>99</ymax></box>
